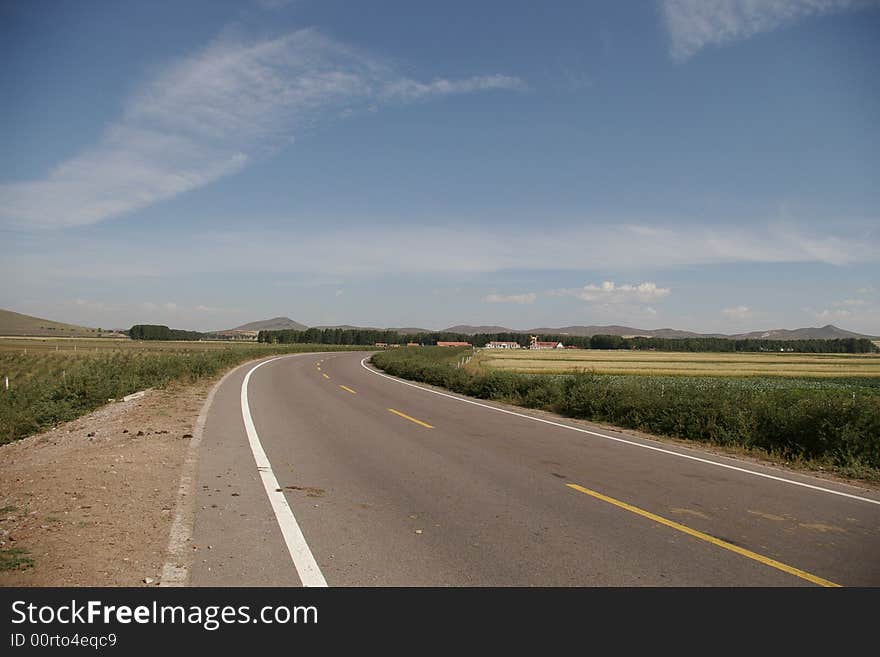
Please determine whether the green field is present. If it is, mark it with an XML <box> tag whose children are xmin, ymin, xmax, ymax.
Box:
<box><xmin>478</xmin><ymin>348</ymin><xmax>880</xmax><ymax>378</ymax></box>
<box><xmin>0</xmin><ymin>339</ymin><xmax>366</xmax><ymax>445</ymax></box>
<box><xmin>372</xmin><ymin>347</ymin><xmax>880</xmax><ymax>479</ymax></box>
<box><xmin>0</xmin><ymin>336</ymin><xmax>260</xmax><ymax>353</ymax></box>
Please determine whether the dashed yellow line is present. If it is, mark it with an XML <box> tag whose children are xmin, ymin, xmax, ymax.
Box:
<box><xmin>339</xmin><ymin>385</ymin><xmax>357</xmax><ymax>395</ymax></box>
<box><xmin>387</xmin><ymin>408</ymin><xmax>433</xmax><ymax>429</ymax></box>
<box><xmin>566</xmin><ymin>483</ymin><xmax>840</xmax><ymax>588</ymax></box>
<box><xmin>322</xmin><ymin>373</ymin><xmax>330</xmax><ymax>380</ymax></box>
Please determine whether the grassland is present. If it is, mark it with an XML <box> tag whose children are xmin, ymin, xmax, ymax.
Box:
<box><xmin>0</xmin><ymin>338</ymin><xmax>366</xmax><ymax>445</ymax></box>
<box><xmin>479</xmin><ymin>348</ymin><xmax>880</xmax><ymax>378</ymax></box>
<box><xmin>372</xmin><ymin>347</ymin><xmax>880</xmax><ymax>480</ymax></box>
<box><xmin>0</xmin><ymin>308</ymin><xmax>111</xmax><ymax>338</ymax></box>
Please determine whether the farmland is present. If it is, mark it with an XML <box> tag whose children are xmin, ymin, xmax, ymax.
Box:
<box><xmin>372</xmin><ymin>346</ymin><xmax>880</xmax><ymax>479</ymax></box>
<box><xmin>0</xmin><ymin>338</ymin><xmax>366</xmax><ymax>445</ymax></box>
<box><xmin>478</xmin><ymin>348</ymin><xmax>880</xmax><ymax>379</ymax></box>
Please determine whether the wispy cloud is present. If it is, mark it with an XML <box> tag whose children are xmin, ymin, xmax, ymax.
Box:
<box><xmin>660</xmin><ymin>0</ymin><xmax>880</xmax><ymax>60</ymax></box>
<box><xmin>815</xmin><ymin>307</ymin><xmax>853</xmax><ymax>320</ymax></box>
<box><xmin>0</xmin><ymin>29</ymin><xmax>523</xmax><ymax>229</ymax></box>
<box><xmin>549</xmin><ymin>281</ymin><xmax>671</xmax><ymax>304</ymax></box>
<box><xmin>484</xmin><ymin>292</ymin><xmax>537</xmax><ymax>304</ymax></box>
<box><xmin>254</xmin><ymin>0</ymin><xmax>297</xmax><ymax>9</ymax></box>
<box><xmin>722</xmin><ymin>305</ymin><xmax>752</xmax><ymax>319</ymax></box>
<box><xmin>381</xmin><ymin>75</ymin><xmax>525</xmax><ymax>101</ymax></box>
<box><xmin>74</xmin><ymin>298</ymin><xmax>107</xmax><ymax>311</ymax></box>
<box><xmin>4</xmin><ymin>220</ymin><xmax>877</xmax><ymax>281</ymax></box>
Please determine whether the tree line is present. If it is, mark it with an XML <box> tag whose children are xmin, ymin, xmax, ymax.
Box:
<box><xmin>257</xmin><ymin>328</ymin><xmax>878</xmax><ymax>353</ymax></box>
<box><xmin>128</xmin><ymin>325</ymin><xmax>205</xmax><ymax>341</ymax></box>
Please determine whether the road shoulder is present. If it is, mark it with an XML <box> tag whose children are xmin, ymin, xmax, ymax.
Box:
<box><xmin>0</xmin><ymin>379</ymin><xmax>214</xmax><ymax>586</ymax></box>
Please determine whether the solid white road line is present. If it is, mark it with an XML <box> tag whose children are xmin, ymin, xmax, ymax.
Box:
<box><xmin>360</xmin><ymin>357</ymin><xmax>880</xmax><ymax>507</ymax></box>
<box><xmin>242</xmin><ymin>357</ymin><xmax>328</xmax><ymax>587</ymax></box>
<box><xmin>161</xmin><ymin>361</ymin><xmax>249</xmax><ymax>586</ymax></box>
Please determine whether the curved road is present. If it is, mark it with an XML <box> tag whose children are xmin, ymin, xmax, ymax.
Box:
<box><xmin>184</xmin><ymin>351</ymin><xmax>880</xmax><ymax>586</ymax></box>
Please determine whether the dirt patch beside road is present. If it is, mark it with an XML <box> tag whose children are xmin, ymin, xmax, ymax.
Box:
<box><xmin>0</xmin><ymin>379</ymin><xmax>215</xmax><ymax>586</ymax></box>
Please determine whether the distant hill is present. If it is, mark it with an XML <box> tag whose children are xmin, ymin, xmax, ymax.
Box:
<box><xmin>0</xmin><ymin>308</ymin><xmax>108</xmax><ymax>337</ymax></box>
<box><xmin>444</xmin><ymin>325</ymin><xmax>522</xmax><ymax>334</ymax></box>
<box><xmin>441</xmin><ymin>323</ymin><xmax>875</xmax><ymax>340</ymax></box>
<box><xmin>229</xmin><ymin>317</ymin><xmax>307</xmax><ymax>332</ymax></box>
<box><xmin>729</xmin><ymin>325</ymin><xmax>872</xmax><ymax>340</ymax></box>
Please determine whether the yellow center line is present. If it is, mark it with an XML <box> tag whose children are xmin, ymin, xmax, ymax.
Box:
<box><xmin>387</xmin><ymin>408</ymin><xmax>434</xmax><ymax>429</ymax></box>
<box><xmin>339</xmin><ymin>385</ymin><xmax>357</xmax><ymax>394</ymax></box>
<box><xmin>566</xmin><ymin>483</ymin><xmax>840</xmax><ymax>588</ymax></box>
<box><xmin>322</xmin><ymin>373</ymin><xmax>330</xmax><ymax>379</ymax></box>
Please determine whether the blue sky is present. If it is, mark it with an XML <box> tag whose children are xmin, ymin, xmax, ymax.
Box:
<box><xmin>1</xmin><ymin>0</ymin><xmax>878</xmax><ymax>333</ymax></box>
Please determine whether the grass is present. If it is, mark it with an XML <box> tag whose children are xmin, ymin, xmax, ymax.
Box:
<box><xmin>372</xmin><ymin>347</ymin><xmax>880</xmax><ymax>480</ymax></box>
<box><xmin>479</xmin><ymin>349</ymin><xmax>880</xmax><ymax>378</ymax></box>
<box><xmin>0</xmin><ymin>339</ymin><xmax>367</xmax><ymax>445</ymax></box>
<box><xmin>0</xmin><ymin>308</ymin><xmax>108</xmax><ymax>338</ymax></box>
<box><xmin>0</xmin><ymin>548</ymin><xmax>34</xmax><ymax>571</ymax></box>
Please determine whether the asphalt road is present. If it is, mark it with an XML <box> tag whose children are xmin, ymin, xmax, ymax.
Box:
<box><xmin>187</xmin><ymin>351</ymin><xmax>880</xmax><ymax>586</ymax></box>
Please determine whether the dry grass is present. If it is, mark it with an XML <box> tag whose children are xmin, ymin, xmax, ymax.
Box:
<box><xmin>479</xmin><ymin>349</ymin><xmax>880</xmax><ymax>378</ymax></box>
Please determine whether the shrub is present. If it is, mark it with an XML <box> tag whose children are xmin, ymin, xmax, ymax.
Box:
<box><xmin>370</xmin><ymin>347</ymin><xmax>880</xmax><ymax>475</ymax></box>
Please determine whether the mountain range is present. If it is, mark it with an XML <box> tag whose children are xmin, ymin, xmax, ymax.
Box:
<box><xmin>0</xmin><ymin>309</ymin><xmax>876</xmax><ymax>341</ymax></box>
<box><xmin>225</xmin><ymin>317</ymin><xmax>875</xmax><ymax>341</ymax></box>
<box><xmin>439</xmin><ymin>323</ymin><xmax>875</xmax><ymax>340</ymax></box>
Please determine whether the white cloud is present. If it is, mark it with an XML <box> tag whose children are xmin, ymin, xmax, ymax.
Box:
<box><xmin>335</xmin><ymin>289</ymin><xmax>344</xmax><ymax>297</ymax></box>
<box><xmin>380</xmin><ymin>75</ymin><xmax>525</xmax><ymax>102</ymax></box>
<box><xmin>722</xmin><ymin>305</ymin><xmax>752</xmax><ymax>319</ymax></box>
<box><xmin>484</xmin><ymin>292</ymin><xmax>537</xmax><ymax>304</ymax></box>
<box><xmin>3</xmin><ymin>220</ymin><xmax>877</xmax><ymax>283</ymax></box>
<box><xmin>815</xmin><ymin>308</ymin><xmax>853</xmax><ymax>320</ymax></box>
<box><xmin>660</xmin><ymin>0</ymin><xmax>880</xmax><ymax>60</ymax></box>
<box><xmin>550</xmin><ymin>281</ymin><xmax>671</xmax><ymax>304</ymax></box>
<box><xmin>0</xmin><ymin>29</ymin><xmax>523</xmax><ymax>229</ymax></box>
<box><xmin>163</xmin><ymin>302</ymin><xmax>178</xmax><ymax>311</ymax></box>
<box><xmin>74</xmin><ymin>298</ymin><xmax>107</xmax><ymax>311</ymax></box>
<box><xmin>255</xmin><ymin>0</ymin><xmax>296</xmax><ymax>8</ymax></box>
<box><xmin>834</xmin><ymin>298</ymin><xmax>868</xmax><ymax>307</ymax></box>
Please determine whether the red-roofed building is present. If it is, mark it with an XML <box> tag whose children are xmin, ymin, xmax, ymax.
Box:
<box><xmin>529</xmin><ymin>335</ymin><xmax>564</xmax><ymax>349</ymax></box>
<box><xmin>436</xmin><ymin>341</ymin><xmax>471</xmax><ymax>347</ymax></box>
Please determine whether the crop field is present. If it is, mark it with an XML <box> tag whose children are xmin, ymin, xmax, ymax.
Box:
<box><xmin>478</xmin><ymin>349</ymin><xmax>880</xmax><ymax>379</ymax></box>
<box><xmin>0</xmin><ymin>338</ymin><xmax>366</xmax><ymax>444</ymax></box>
<box><xmin>0</xmin><ymin>337</ymin><xmax>267</xmax><ymax>353</ymax></box>
<box><xmin>373</xmin><ymin>347</ymin><xmax>880</xmax><ymax>478</ymax></box>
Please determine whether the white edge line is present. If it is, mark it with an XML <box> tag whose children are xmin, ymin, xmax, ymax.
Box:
<box><xmin>160</xmin><ymin>360</ymin><xmax>252</xmax><ymax>586</ymax></box>
<box><xmin>360</xmin><ymin>357</ymin><xmax>880</xmax><ymax>507</ymax></box>
<box><xmin>242</xmin><ymin>357</ymin><xmax>328</xmax><ymax>587</ymax></box>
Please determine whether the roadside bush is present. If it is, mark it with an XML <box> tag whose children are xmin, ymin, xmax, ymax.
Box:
<box><xmin>371</xmin><ymin>347</ymin><xmax>880</xmax><ymax>475</ymax></box>
<box><xmin>0</xmin><ymin>344</ymin><xmax>365</xmax><ymax>445</ymax></box>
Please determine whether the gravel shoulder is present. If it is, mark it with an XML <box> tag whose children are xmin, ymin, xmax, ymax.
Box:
<box><xmin>0</xmin><ymin>379</ymin><xmax>215</xmax><ymax>586</ymax></box>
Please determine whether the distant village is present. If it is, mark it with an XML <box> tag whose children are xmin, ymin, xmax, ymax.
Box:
<box><xmin>376</xmin><ymin>336</ymin><xmax>570</xmax><ymax>350</ymax></box>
